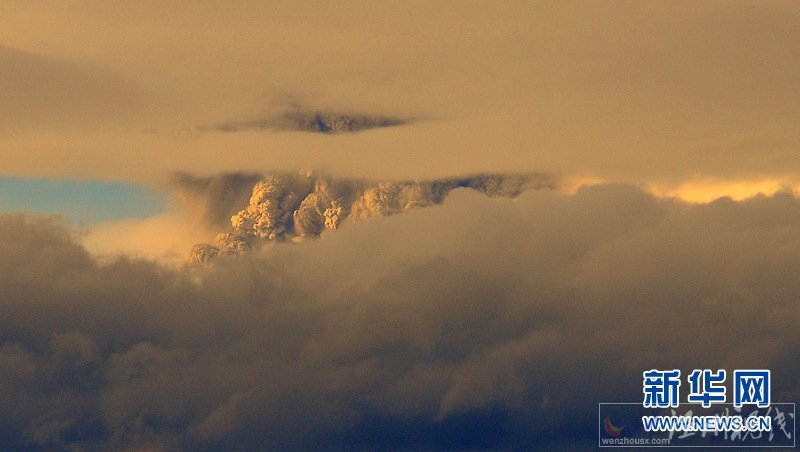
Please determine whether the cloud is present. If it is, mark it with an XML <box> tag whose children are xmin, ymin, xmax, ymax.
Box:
<box><xmin>0</xmin><ymin>45</ymin><xmax>145</xmax><ymax>131</ymax></box>
<box><xmin>186</xmin><ymin>171</ymin><xmax>554</xmax><ymax>261</ymax></box>
<box><xmin>171</xmin><ymin>172</ymin><xmax>263</xmax><ymax>229</ymax></box>
<box><xmin>0</xmin><ymin>185</ymin><xmax>799</xmax><ymax>449</ymax></box>
<box><xmin>203</xmin><ymin>110</ymin><xmax>410</xmax><ymax>134</ymax></box>
<box><xmin>4</xmin><ymin>3</ymin><xmax>800</xmax><ymax>186</ymax></box>
<box><xmin>81</xmin><ymin>211</ymin><xmax>212</xmax><ymax>265</ymax></box>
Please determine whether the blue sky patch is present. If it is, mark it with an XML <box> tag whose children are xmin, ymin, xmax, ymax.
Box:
<box><xmin>0</xmin><ymin>176</ymin><xmax>166</xmax><ymax>224</ymax></box>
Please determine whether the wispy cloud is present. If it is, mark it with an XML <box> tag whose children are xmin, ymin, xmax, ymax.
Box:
<box><xmin>200</xmin><ymin>110</ymin><xmax>411</xmax><ymax>134</ymax></box>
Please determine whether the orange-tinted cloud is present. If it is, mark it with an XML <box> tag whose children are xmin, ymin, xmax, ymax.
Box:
<box><xmin>1</xmin><ymin>2</ymin><xmax>799</xmax><ymax>191</ymax></box>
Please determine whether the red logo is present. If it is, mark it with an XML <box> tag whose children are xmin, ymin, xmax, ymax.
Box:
<box><xmin>604</xmin><ymin>416</ymin><xmax>624</xmax><ymax>437</ymax></box>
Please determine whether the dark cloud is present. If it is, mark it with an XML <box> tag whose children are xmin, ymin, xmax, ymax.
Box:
<box><xmin>202</xmin><ymin>111</ymin><xmax>410</xmax><ymax>134</ymax></box>
<box><xmin>0</xmin><ymin>186</ymin><xmax>799</xmax><ymax>450</ymax></box>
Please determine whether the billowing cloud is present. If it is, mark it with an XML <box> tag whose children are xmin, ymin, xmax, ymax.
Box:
<box><xmin>0</xmin><ymin>185</ymin><xmax>799</xmax><ymax>449</ymax></box>
<box><xmin>187</xmin><ymin>172</ymin><xmax>554</xmax><ymax>261</ymax></box>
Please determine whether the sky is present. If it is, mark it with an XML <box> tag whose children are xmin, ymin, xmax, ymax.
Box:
<box><xmin>0</xmin><ymin>1</ymin><xmax>799</xmax><ymax>450</ymax></box>
<box><xmin>0</xmin><ymin>176</ymin><xmax>165</xmax><ymax>223</ymax></box>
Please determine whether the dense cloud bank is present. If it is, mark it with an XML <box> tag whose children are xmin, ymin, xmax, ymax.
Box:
<box><xmin>1</xmin><ymin>185</ymin><xmax>799</xmax><ymax>450</ymax></box>
<box><xmin>186</xmin><ymin>172</ymin><xmax>554</xmax><ymax>262</ymax></box>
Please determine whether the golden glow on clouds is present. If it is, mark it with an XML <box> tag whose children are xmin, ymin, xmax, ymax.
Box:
<box><xmin>648</xmin><ymin>178</ymin><xmax>797</xmax><ymax>203</ymax></box>
<box><xmin>563</xmin><ymin>175</ymin><xmax>798</xmax><ymax>204</ymax></box>
<box><xmin>81</xmin><ymin>211</ymin><xmax>212</xmax><ymax>264</ymax></box>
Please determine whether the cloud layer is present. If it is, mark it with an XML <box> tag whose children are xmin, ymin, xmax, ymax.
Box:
<box><xmin>203</xmin><ymin>110</ymin><xmax>409</xmax><ymax>134</ymax></box>
<box><xmin>1</xmin><ymin>185</ymin><xmax>799</xmax><ymax>449</ymax></box>
<box><xmin>0</xmin><ymin>45</ymin><xmax>144</xmax><ymax>132</ymax></box>
<box><xmin>3</xmin><ymin>3</ymin><xmax>800</xmax><ymax>186</ymax></box>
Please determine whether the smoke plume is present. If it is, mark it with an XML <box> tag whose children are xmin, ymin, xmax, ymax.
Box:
<box><xmin>189</xmin><ymin>172</ymin><xmax>554</xmax><ymax>262</ymax></box>
<box><xmin>172</xmin><ymin>172</ymin><xmax>262</xmax><ymax>230</ymax></box>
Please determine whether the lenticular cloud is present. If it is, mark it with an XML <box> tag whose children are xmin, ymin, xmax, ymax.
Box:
<box><xmin>189</xmin><ymin>172</ymin><xmax>554</xmax><ymax>262</ymax></box>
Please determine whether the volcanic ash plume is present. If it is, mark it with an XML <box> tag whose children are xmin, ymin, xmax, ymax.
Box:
<box><xmin>189</xmin><ymin>172</ymin><xmax>554</xmax><ymax>262</ymax></box>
